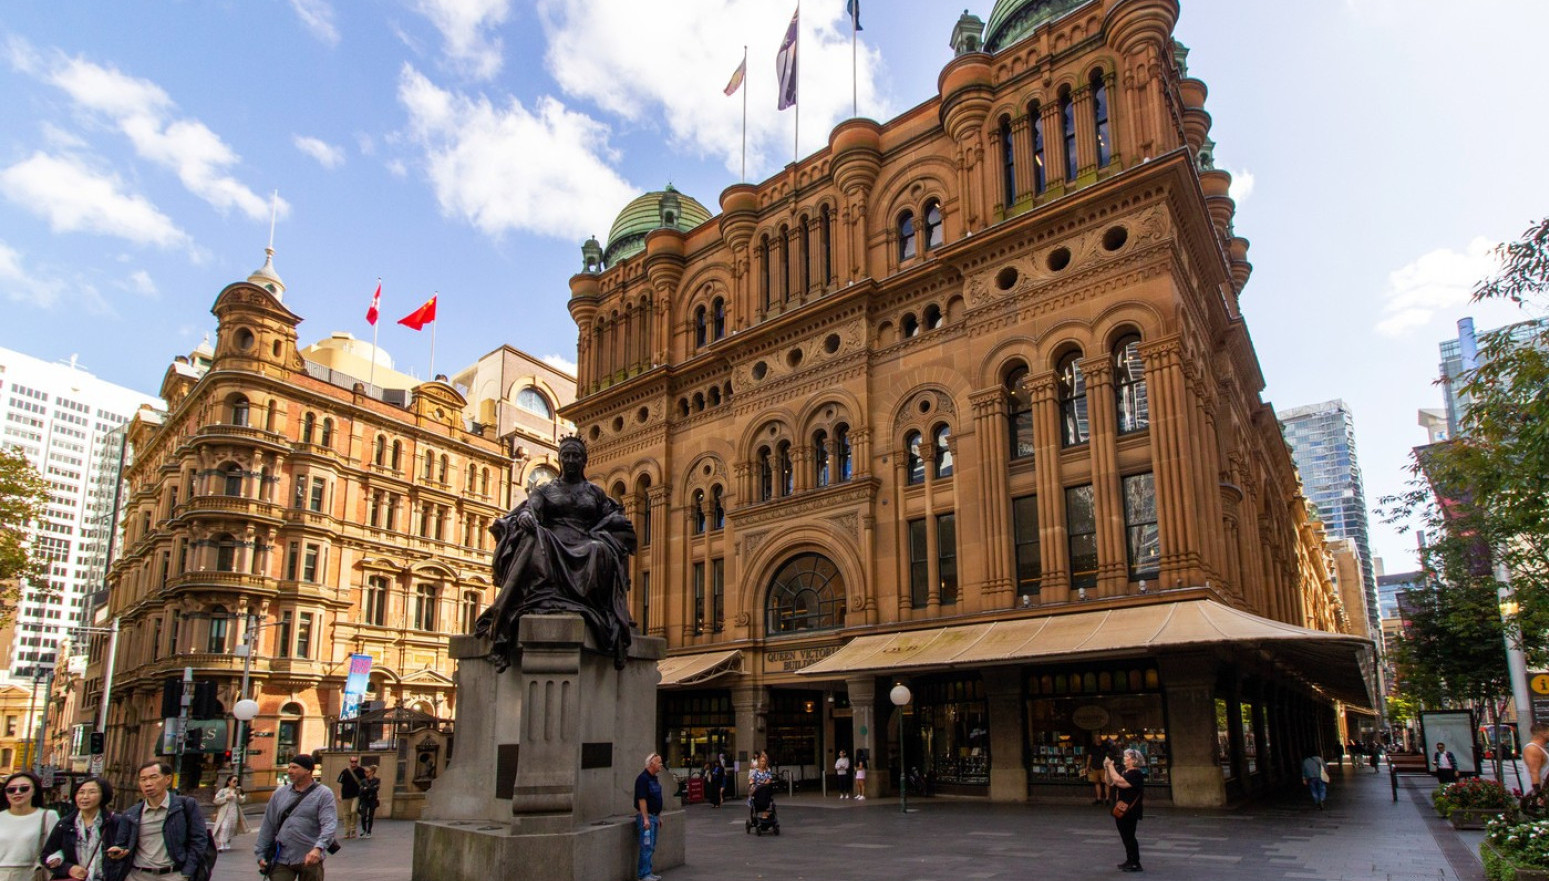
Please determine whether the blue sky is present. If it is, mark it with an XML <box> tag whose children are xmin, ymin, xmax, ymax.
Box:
<box><xmin>1</xmin><ymin>0</ymin><xmax>1545</xmax><ymax>573</ymax></box>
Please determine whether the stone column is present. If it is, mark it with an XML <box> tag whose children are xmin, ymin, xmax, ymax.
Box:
<box><xmin>970</xmin><ymin>388</ymin><xmax>1013</xmax><ymax>607</ymax></box>
<box><xmin>509</xmin><ymin>615</ymin><xmax>584</xmax><ymax>824</ymax></box>
<box><xmin>1029</xmin><ymin>372</ymin><xmax>1069</xmax><ymax>600</ymax></box>
<box><xmin>1139</xmin><ymin>339</ymin><xmax>1199</xmax><ymax>588</ymax></box>
<box><xmin>1081</xmin><ymin>357</ymin><xmax>1127</xmax><ymax>597</ymax></box>
<box><xmin>1071</xmin><ymin>84</ymin><xmax>1096</xmax><ymax>180</ymax></box>
<box><xmin>983</xmin><ymin>668</ymin><xmax>1026</xmax><ymax>802</ymax></box>
<box><xmin>1039</xmin><ymin>101</ymin><xmax>1065</xmax><ymax>195</ymax></box>
<box><xmin>1157</xmin><ymin>654</ymin><xmax>1226</xmax><ymax>807</ymax></box>
<box><xmin>647</xmin><ymin>486</ymin><xmax>671</xmax><ymax>640</ymax></box>
<box><xmin>731</xmin><ymin>684</ymin><xmax>765</xmax><ymax>792</ymax></box>
<box><xmin>1009</xmin><ymin>114</ymin><xmax>1033</xmax><ymax>207</ymax></box>
<box><xmin>846</xmin><ymin>676</ymin><xmax>878</xmax><ymax>794</ymax></box>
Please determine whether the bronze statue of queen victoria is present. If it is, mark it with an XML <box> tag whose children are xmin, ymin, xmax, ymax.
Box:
<box><xmin>474</xmin><ymin>436</ymin><xmax>636</xmax><ymax>669</ymax></box>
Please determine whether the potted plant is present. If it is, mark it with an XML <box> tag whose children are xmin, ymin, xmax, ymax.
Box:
<box><xmin>1436</xmin><ymin>778</ymin><xmax>1512</xmax><ymax>828</ymax></box>
<box><xmin>1482</xmin><ymin>815</ymin><xmax>1549</xmax><ymax>881</ymax></box>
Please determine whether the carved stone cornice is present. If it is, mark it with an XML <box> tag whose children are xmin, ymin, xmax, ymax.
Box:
<box><xmin>729</xmin><ymin>478</ymin><xmax>878</xmax><ymax>529</ymax></box>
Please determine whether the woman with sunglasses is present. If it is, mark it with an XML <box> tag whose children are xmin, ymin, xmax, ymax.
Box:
<box><xmin>0</xmin><ymin>771</ymin><xmax>60</xmax><ymax>881</ymax></box>
<box><xmin>41</xmin><ymin>777</ymin><xmax>118</xmax><ymax>881</ymax></box>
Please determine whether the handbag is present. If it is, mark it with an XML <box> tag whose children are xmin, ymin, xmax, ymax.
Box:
<box><xmin>1111</xmin><ymin>798</ymin><xmax>1132</xmax><ymax>820</ymax></box>
<box><xmin>1319</xmin><ymin>765</ymin><xmax>1330</xmax><ymax>784</ymax></box>
<box><xmin>31</xmin><ymin>810</ymin><xmax>51</xmax><ymax>881</ymax></box>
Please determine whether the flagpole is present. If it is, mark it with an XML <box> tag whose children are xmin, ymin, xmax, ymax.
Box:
<box><xmin>369</xmin><ymin>278</ymin><xmax>380</xmax><ymax>391</ymax></box>
<box><xmin>741</xmin><ymin>45</ymin><xmax>748</xmax><ymax>182</ymax></box>
<box><xmin>851</xmin><ymin>10</ymin><xmax>858</xmax><ymax>118</ymax></box>
<box><xmin>430</xmin><ymin>292</ymin><xmax>438</xmax><ymax>379</ymax></box>
<box><xmin>793</xmin><ymin>0</ymin><xmax>800</xmax><ymax>167</ymax></box>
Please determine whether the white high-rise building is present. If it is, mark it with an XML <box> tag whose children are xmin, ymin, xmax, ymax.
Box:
<box><xmin>0</xmin><ymin>347</ymin><xmax>160</xmax><ymax>681</ymax></box>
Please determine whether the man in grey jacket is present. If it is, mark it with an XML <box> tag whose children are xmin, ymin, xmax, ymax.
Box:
<box><xmin>256</xmin><ymin>755</ymin><xmax>338</xmax><ymax>880</ymax></box>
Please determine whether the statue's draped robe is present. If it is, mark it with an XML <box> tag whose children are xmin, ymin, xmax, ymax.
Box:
<box><xmin>475</xmin><ymin>479</ymin><xmax>636</xmax><ymax>669</ymax></box>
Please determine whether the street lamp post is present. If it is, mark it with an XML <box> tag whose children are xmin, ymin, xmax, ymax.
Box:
<box><xmin>889</xmin><ymin>684</ymin><xmax>912</xmax><ymax>815</ymax></box>
<box><xmin>231</xmin><ymin>612</ymin><xmax>261</xmax><ymax>786</ymax></box>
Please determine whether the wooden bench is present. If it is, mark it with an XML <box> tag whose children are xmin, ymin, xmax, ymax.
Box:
<box><xmin>1389</xmin><ymin>754</ymin><xmax>1433</xmax><ymax>802</ymax></box>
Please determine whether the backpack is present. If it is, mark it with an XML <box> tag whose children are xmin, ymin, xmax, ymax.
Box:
<box><xmin>181</xmin><ymin>795</ymin><xmax>218</xmax><ymax>881</ymax></box>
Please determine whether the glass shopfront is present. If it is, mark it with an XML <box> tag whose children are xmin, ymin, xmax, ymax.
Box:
<box><xmin>913</xmin><ymin>676</ymin><xmax>990</xmax><ymax>789</ymax></box>
<box><xmin>1025</xmin><ymin>663</ymin><xmax>1170</xmax><ymax>788</ymax></box>
<box><xmin>661</xmin><ymin>692</ymin><xmax>734</xmax><ymax>772</ymax></box>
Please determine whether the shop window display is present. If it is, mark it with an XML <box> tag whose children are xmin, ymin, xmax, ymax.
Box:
<box><xmin>913</xmin><ymin>677</ymin><xmax>990</xmax><ymax>787</ymax></box>
<box><xmin>1215</xmin><ymin>698</ymin><xmax>1235</xmax><ymax>780</ymax></box>
<box><xmin>662</xmin><ymin>693</ymin><xmax>735</xmax><ymax>771</ymax></box>
<box><xmin>1025</xmin><ymin>664</ymin><xmax>1170</xmax><ymax>786</ymax></box>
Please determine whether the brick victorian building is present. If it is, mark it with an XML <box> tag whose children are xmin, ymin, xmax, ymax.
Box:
<box><xmin>562</xmin><ymin>0</ymin><xmax>1373</xmax><ymax>807</ymax></box>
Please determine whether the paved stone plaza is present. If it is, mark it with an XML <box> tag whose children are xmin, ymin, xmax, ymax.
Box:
<box><xmin>212</xmin><ymin>762</ymin><xmax>1484</xmax><ymax>881</ymax></box>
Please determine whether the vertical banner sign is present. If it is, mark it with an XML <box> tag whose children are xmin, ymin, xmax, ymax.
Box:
<box><xmin>1529</xmin><ymin>672</ymin><xmax>1549</xmax><ymax>725</ymax></box>
<box><xmin>341</xmin><ymin>654</ymin><xmax>374</xmax><ymax>721</ymax></box>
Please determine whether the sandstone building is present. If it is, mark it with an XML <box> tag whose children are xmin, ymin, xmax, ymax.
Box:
<box><xmin>562</xmin><ymin>0</ymin><xmax>1371</xmax><ymax>806</ymax></box>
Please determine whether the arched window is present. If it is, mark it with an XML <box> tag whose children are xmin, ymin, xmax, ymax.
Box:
<box><xmin>229</xmin><ymin>395</ymin><xmax>249</xmax><ymax>427</ymax></box>
<box><xmin>321</xmin><ymin>418</ymin><xmax>334</xmax><ymax>448</ymax></box>
<box><xmin>759</xmin><ymin>235</ymin><xmax>772</xmax><ymax>311</ymax></box>
<box><xmin>526</xmin><ymin>464</ymin><xmax>558</xmax><ymax>496</ymax></box>
<box><xmin>365</xmin><ymin>575</ymin><xmax>388</xmax><ymax>626</ymax></box>
<box><xmin>898</xmin><ymin>211</ymin><xmax>916</xmax><ymax>261</ymax></box>
<box><xmin>461</xmin><ymin>590</ymin><xmax>482</xmax><ymax>634</ymax></box>
<box><xmin>516</xmin><ymin>387</ymin><xmax>553</xmax><ymax>418</ymax></box>
<box><xmin>637</xmin><ymin>476</ymin><xmax>654</xmax><ymax>545</ymax></box>
<box><xmin>799</xmin><ymin>216</ymin><xmax>811</xmax><ymax>294</ymax></box>
<box><xmin>811</xmin><ymin>430</ymin><xmax>829</xmax><ymax>488</ymax></box>
<box><xmin>207</xmin><ymin>605</ymin><xmax>230</xmax><ymax>653</ymax></box>
<box><xmin>758</xmin><ymin>446</ymin><xmax>774</xmax><ymax>501</ymax></box>
<box><xmin>215</xmin><ymin>534</ymin><xmax>238</xmax><ymax>572</ymax></box>
<box><xmin>712</xmin><ymin>297</ymin><xmax>726</xmax><ymax>340</ymax></box>
<box><xmin>835</xmin><ymin>423</ymin><xmax>852</xmax><ymax>482</ymax></box>
<box><xmin>711</xmin><ymin>485</ymin><xmax>725</xmax><ymax>530</ymax></box>
<box><xmin>777</xmin><ymin>441</ymin><xmax>794</xmax><ymax>496</ymax></box>
<box><xmin>902</xmin><ymin>313</ymin><xmax>920</xmax><ymax>338</ymax></box>
<box><xmin>374</xmin><ymin>435</ymin><xmax>386</xmax><ymax>466</ymax></box>
<box><xmin>1006</xmin><ymin>365</ymin><xmax>1035</xmax><ymax>459</ymax></box>
<box><xmin>694</xmin><ymin>305</ymin><xmax>708</xmax><ymax>348</ymax></box>
<box><xmin>438</xmin><ymin>454</ymin><xmax>449</xmax><ymax>483</ymax></box>
<box><xmin>414</xmin><ymin>584</ymin><xmax>438</xmax><ymax>631</ymax></box>
<box><xmin>778</xmin><ymin>224</ymin><xmax>791</xmax><ymax>302</ymax></box>
<box><xmin>1059</xmin><ymin>352</ymin><xmax>1089</xmax><ymax>446</ymax></box>
<box><xmin>692</xmin><ymin>489</ymin><xmax>707</xmax><ymax>534</ymax></box>
<box><xmin>819</xmin><ymin>205</ymin><xmax>833</xmax><ymax>285</ymax></box>
<box><xmin>905</xmin><ymin>431</ymin><xmax>925</xmax><ymax>485</ymax></box>
<box><xmin>1115</xmin><ymin>335</ymin><xmax>1149</xmax><ymax>434</ymax></box>
<box><xmin>1091</xmin><ymin>68</ymin><xmax>1112</xmax><ymax>168</ymax></box>
<box><xmin>390</xmin><ymin>440</ymin><xmax>402</xmax><ymax>470</ymax></box>
<box><xmin>301</xmin><ymin>412</ymin><xmax>316</xmax><ymax>444</ymax></box>
<box><xmin>765</xmin><ymin>553</ymin><xmax>847</xmax><ymax>636</ymax></box>
<box><xmin>222</xmin><ymin>463</ymin><xmax>244</xmax><ymax>497</ymax></box>
<box><xmin>423</xmin><ymin>449</ymin><xmax>435</xmax><ymax>479</ymax></box>
<box><xmin>1030</xmin><ymin>101</ymin><xmax>1047</xmax><ymax>194</ymax></box>
<box><xmin>999</xmin><ymin>115</ymin><xmax>1016</xmax><ymax>206</ymax></box>
<box><xmin>481</xmin><ymin>467</ymin><xmax>491</xmax><ymax>496</ymax></box>
<box><xmin>924</xmin><ymin>200</ymin><xmax>943</xmax><ymax>251</ymax></box>
<box><xmin>933</xmin><ymin>424</ymin><xmax>953</xmax><ymax>479</ymax></box>
<box><xmin>923</xmin><ymin>304</ymin><xmax>943</xmax><ymax>330</ymax></box>
<box><xmin>1060</xmin><ymin>87</ymin><xmax>1078</xmax><ymax>181</ymax></box>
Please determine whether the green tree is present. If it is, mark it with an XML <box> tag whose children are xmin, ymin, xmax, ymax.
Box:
<box><xmin>0</xmin><ymin>448</ymin><xmax>49</xmax><ymax>624</ymax></box>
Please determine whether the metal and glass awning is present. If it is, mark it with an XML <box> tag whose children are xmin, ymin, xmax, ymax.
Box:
<box><xmin>657</xmin><ymin>649</ymin><xmax>744</xmax><ymax>687</ymax></box>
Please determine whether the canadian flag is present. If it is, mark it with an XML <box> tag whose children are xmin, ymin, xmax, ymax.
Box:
<box><xmin>397</xmin><ymin>294</ymin><xmax>437</xmax><ymax>331</ymax></box>
<box><xmin>366</xmin><ymin>282</ymin><xmax>381</xmax><ymax>326</ymax></box>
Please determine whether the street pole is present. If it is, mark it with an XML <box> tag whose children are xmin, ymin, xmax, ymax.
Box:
<box><xmin>1498</xmin><ymin>563</ymin><xmax>1534</xmax><ymax>762</ymax></box>
<box><xmin>32</xmin><ymin>665</ymin><xmax>55</xmax><ymax>773</ymax></box>
<box><xmin>175</xmin><ymin>666</ymin><xmax>192</xmax><ymax>789</ymax></box>
<box><xmin>234</xmin><ymin>613</ymin><xmax>256</xmax><ymax>786</ymax></box>
<box><xmin>24</xmin><ymin>669</ymin><xmax>40</xmax><ymax>773</ymax></box>
<box><xmin>95</xmin><ymin>619</ymin><xmax>121</xmax><ymax>773</ymax></box>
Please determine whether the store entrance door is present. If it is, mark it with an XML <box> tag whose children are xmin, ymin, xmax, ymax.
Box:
<box><xmin>766</xmin><ymin>688</ymin><xmax>824</xmax><ymax>791</ymax></box>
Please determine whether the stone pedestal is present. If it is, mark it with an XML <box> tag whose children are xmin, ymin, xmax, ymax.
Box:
<box><xmin>413</xmin><ymin>615</ymin><xmax>681</xmax><ymax>881</ymax></box>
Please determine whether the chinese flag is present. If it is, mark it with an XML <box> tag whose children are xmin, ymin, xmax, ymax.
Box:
<box><xmin>397</xmin><ymin>294</ymin><xmax>437</xmax><ymax>330</ymax></box>
<box><xmin>366</xmin><ymin>282</ymin><xmax>381</xmax><ymax>326</ymax></box>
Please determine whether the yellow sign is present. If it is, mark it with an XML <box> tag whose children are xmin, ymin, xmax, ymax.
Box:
<box><xmin>1530</xmin><ymin>672</ymin><xmax>1549</xmax><ymax>696</ymax></box>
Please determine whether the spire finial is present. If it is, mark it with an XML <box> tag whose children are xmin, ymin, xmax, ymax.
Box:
<box><xmin>267</xmin><ymin>190</ymin><xmax>279</xmax><ymax>251</ymax></box>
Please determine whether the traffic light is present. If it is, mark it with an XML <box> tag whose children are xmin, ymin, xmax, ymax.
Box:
<box><xmin>89</xmin><ymin>731</ymin><xmax>104</xmax><ymax>755</ymax></box>
<box><xmin>222</xmin><ymin>749</ymin><xmax>232</xmax><ymax>765</ymax></box>
<box><xmin>184</xmin><ymin>727</ymin><xmax>203</xmax><ymax>752</ymax></box>
<box><xmin>191</xmin><ymin>682</ymin><xmax>221</xmax><ymax>720</ymax></box>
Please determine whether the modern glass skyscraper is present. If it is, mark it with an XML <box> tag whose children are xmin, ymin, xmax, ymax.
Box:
<box><xmin>1438</xmin><ymin>316</ymin><xmax>1547</xmax><ymax>438</ymax></box>
<box><xmin>1278</xmin><ymin>399</ymin><xmax>1379</xmax><ymax>639</ymax></box>
<box><xmin>0</xmin><ymin>347</ymin><xmax>159</xmax><ymax>681</ymax></box>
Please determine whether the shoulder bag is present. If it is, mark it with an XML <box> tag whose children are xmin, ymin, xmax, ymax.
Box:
<box><xmin>1319</xmin><ymin>763</ymin><xmax>1330</xmax><ymax>784</ymax></box>
<box><xmin>259</xmin><ymin>786</ymin><xmax>337</xmax><ymax>877</ymax></box>
<box><xmin>31</xmin><ymin>810</ymin><xmax>52</xmax><ymax>881</ymax></box>
<box><xmin>1111</xmin><ymin>797</ymin><xmax>1134</xmax><ymax>820</ymax></box>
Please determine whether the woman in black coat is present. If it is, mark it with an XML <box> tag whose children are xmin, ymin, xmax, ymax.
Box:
<box><xmin>1104</xmin><ymin>748</ymin><xmax>1146</xmax><ymax>873</ymax></box>
<box><xmin>42</xmin><ymin>777</ymin><xmax>121</xmax><ymax>881</ymax></box>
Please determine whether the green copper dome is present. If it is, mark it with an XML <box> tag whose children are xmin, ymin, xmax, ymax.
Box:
<box><xmin>602</xmin><ymin>185</ymin><xmax>712</xmax><ymax>266</ymax></box>
<box><xmin>985</xmin><ymin>0</ymin><xmax>1093</xmax><ymax>52</ymax></box>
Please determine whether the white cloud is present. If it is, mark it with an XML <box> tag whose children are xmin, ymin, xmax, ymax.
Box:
<box><xmin>0</xmin><ymin>152</ymin><xmax>189</xmax><ymax>248</ymax></box>
<box><xmin>385</xmin><ymin>159</ymin><xmax>408</xmax><ymax>178</ymax></box>
<box><xmin>34</xmin><ymin>50</ymin><xmax>282</xmax><ymax>222</ymax></box>
<box><xmin>1228</xmin><ymin>168</ymin><xmax>1255</xmax><ymax>204</ymax></box>
<box><xmin>538</xmin><ymin>0</ymin><xmax>891</xmax><ymax>177</ymax></box>
<box><xmin>542</xmin><ymin>354</ymin><xmax>577</xmax><ymax>376</ymax></box>
<box><xmin>397</xmin><ymin>64</ymin><xmax>636</xmax><ymax>241</ymax></box>
<box><xmin>1375</xmin><ymin>237</ymin><xmax>1500</xmax><ymax>337</ymax></box>
<box><xmin>414</xmin><ymin>0</ymin><xmax>512</xmax><ymax>80</ymax></box>
<box><xmin>124</xmin><ymin>269</ymin><xmax>158</xmax><ymax>297</ymax></box>
<box><xmin>290</xmin><ymin>0</ymin><xmax>341</xmax><ymax>46</ymax></box>
<box><xmin>294</xmin><ymin>135</ymin><xmax>347</xmax><ymax>169</ymax></box>
<box><xmin>0</xmin><ymin>240</ymin><xmax>107</xmax><ymax>312</ymax></box>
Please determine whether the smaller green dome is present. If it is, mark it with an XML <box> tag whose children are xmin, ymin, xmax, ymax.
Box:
<box><xmin>985</xmin><ymin>0</ymin><xmax>1092</xmax><ymax>53</ymax></box>
<box><xmin>603</xmin><ymin>185</ymin><xmax>712</xmax><ymax>265</ymax></box>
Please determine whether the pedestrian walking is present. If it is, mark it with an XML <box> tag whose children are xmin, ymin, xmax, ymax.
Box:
<box><xmin>106</xmin><ymin>760</ymin><xmax>209</xmax><ymax>881</ymax></box>
<box><xmin>1301</xmin><ymin>752</ymin><xmax>1330</xmax><ymax>810</ymax></box>
<box><xmin>42</xmin><ymin>776</ymin><xmax>118</xmax><ymax>881</ymax></box>
<box><xmin>1433</xmin><ymin>742</ymin><xmax>1459</xmax><ymax>784</ymax></box>
<box><xmin>1367</xmin><ymin>740</ymin><xmax>1382</xmax><ymax>773</ymax></box>
<box><xmin>853</xmin><ymin>760</ymin><xmax>866</xmax><ymax>800</ymax></box>
<box><xmin>255</xmin><ymin>756</ymin><xmax>338</xmax><ymax>881</ymax></box>
<box><xmin>633</xmin><ymin>754</ymin><xmax>664</xmax><ymax>881</ymax></box>
<box><xmin>355</xmin><ymin>767</ymin><xmax>380</xmax><ymax>840</ymax></box>
<box><xmin>1524</xmin><ymin>722</ymin><xmax>1549</xmax><ymax>792</ymax></box>
<box><xmin>707</xmin><ymin>759</ymin><xmax>725</xmax><ymax>809</ymax></box>
<box><xmin>1104</xmin><ymin>749</ymin><xmax>1145</xmax><ymax>873</ymax></box>
<box><xmin>335</xmin><ymin>758</ymin><xmax>365</xmax><ymax>841</ymax></box>
<box><xmin>0</xmin><ymin>771</ymin><xmax>60</xmax><ymax>881</ymax></box>
<box><xmin>211</xmin><ymin>777</ymin><xmax>246</xmax><ymax>852</ymax></box>
<box><xmin>1087</xmin><ymin>739</ymin><xmax>1108</xmax><ymax>804</ymax></box>
<box><xmin>834</xmin><ymin>750</ymin><xmax>851</xmax><ymax>799</ymax></box>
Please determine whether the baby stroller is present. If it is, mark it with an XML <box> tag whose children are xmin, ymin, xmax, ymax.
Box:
<box><xmin>745</xmin><ymin>783</ymin><xmax>780</xmax><ymax>835</ymax></box>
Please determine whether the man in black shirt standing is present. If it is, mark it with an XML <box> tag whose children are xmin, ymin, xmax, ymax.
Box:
<box><xmin>633</xmin><ymin>753</ymin><xmax>664</xmax><ymax>881</ymax></box>
<box><xmin>336</xmin><ymin>757</ymin><xmax>365</xmax><ymax>840</ymax></box>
